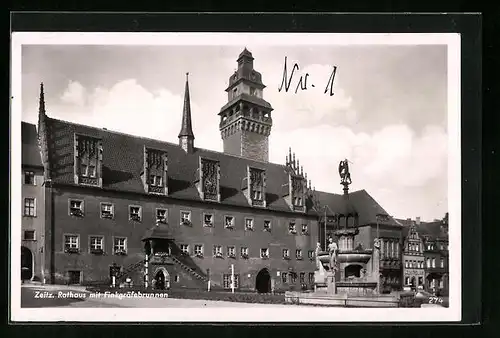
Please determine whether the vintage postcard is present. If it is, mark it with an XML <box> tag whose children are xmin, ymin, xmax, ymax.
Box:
<box><xmin>10</xmin><ymin>32</ymin><xmax>461</xmax><ymax>322</ymax></box>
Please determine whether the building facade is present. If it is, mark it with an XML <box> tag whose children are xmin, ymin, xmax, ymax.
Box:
<box><xmin>402</xmin><ymin>217</ymin><xmax>425</xmax><ymax>290</ymax></box>
<box><xmin>398</xmin><ymin>214</ymin><xmax>449</xmax><ymax>296</ymax></box>
<box><xmin>30</xmin><ymin>49</ymin><xmax>404</xmax><ymax>293</ymax></box>
<box><xmin>21</xmin><ymin>122</ymin><xmax>46</xmax><ymax>282</ymax></box>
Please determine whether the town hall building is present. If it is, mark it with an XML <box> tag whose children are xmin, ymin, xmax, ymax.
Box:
<box><xmin>27</xmin><ymin>49</ymin><xmax>406</xmax><ymax>293</ymax></box>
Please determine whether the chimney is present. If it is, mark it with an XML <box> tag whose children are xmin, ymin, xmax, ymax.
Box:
<box><xmin>416</xmin><ymin>217</ymin><xmax>421</xmax><ymax>225</ymax></box>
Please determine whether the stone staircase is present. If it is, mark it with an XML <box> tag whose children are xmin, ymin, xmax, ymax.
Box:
<box><xmin>116</xmin><ymin>259</ymin><xmax>146</xmax><ymax>281</ymax></box>
<box><xmin>170</xmin><ymin>255</ymin><xmax>208</xmax><ymax>283</ymax></box>
<box><xmin>115</xmin><ymin>254</ymin><xmax>208</xmax><ymax>285</ymax></box>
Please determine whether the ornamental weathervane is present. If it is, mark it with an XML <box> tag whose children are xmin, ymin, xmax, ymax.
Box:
<box><xmin>338</xmin><ymin>158</ymin><xmax>352</xmax><ymax>194</ymax></box>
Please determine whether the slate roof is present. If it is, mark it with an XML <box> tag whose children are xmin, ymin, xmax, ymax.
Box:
<box><xmin>398</xmin><ymin>218</ymin><xmax>448</xmax><ymax>241</ymax></box>
<box><xmin>142</xmin><ymin>223</ymin><xmax>176</xmax><ymax>241</ymax></box>
<box><xmin>44</xmin><ymin>117</ymin><xmax>398</xmax><ymax>224</ymax></box>
<box><xmin>21</xmin><ymin>122</ymin><xmax>43</xmax><ymax>168</ymax></box>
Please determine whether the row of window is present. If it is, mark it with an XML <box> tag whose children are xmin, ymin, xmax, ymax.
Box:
<box><xmin>63</xmin><ymin>199</ymin><xmax>310</xmax><ymax>234</ymax></box>
<box><xmin>177</xmin><ymin>244</ymin><xmax>314</xmax><ymax>260</ymax></box>
<box><xmin>63</xmin><ymin>234</ymin><xmax>127</xmax><ymax>255</ymax></box>
<box><xmin>380</xmin><ymin>239</ymin><xmax>400</xmax><ymax>259</ymax></box>
<box><xmin>221</xmin><ymin>271</ymin><xmax>314</xmax><ymax>289</ymax></box>
<box><xmin>406</xmin><ymin>243</ymin><xmax>422</xmax><ymax>253</ymax></box>
<box><xmin>404</xmin><ymin>258</ymin><xmax>444</xmax><ymax>269</ymax></box>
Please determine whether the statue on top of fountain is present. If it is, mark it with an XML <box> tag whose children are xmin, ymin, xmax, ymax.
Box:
<box><xmin>327</xmin><ymin>237</ymin><xmax>338</xmax><ymax>273</ymax></box>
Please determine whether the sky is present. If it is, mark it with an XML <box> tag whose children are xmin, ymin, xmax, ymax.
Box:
<box><xmin>21</xmin><ymin>43</ymin><xmax>449</xmax><ymax>221</ymax></box>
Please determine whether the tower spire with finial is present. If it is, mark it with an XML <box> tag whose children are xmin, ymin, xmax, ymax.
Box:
<box><xmin>178</xmin><ymin>72</ymin><xmax>195</xmax><ymax>153</ymax></box>
<box><xmin>37</xmin><ymin>82</ymin><xmax>51</xmax><ymax>181</ymax></box>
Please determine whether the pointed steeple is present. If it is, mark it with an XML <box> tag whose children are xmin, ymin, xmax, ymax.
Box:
<box><xmin>37</xmin><ymin>82</ymin><xmax>51</xmax><ymax>181</ymax></box>
<box><xmin>39</xmin><ymin>82</ymin><xmax>46</xmax><ymax>116</ymax></box>
<box><xmin>178</xmin><ymin>73</ymin><xmax>195</xmax><ymax>153</ymax></box>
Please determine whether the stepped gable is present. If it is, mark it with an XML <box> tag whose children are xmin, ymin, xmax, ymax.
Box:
<box><xmin>22</xmin><ymin>122</ymin><xmax>43</xmax><ymax>168</ymax></box>
<box><xmin>43</xmin><ymin>117</ymin><xmax>396</xmax><ymax>219</ymax></box>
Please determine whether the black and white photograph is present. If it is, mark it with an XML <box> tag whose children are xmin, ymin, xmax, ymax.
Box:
<box><xmin>11</xmin><ymin>31</ymin><xmax>461</xmax><ymax>322</ymax></box>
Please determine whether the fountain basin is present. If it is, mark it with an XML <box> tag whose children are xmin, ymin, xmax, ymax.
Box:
<box><xmin>317</xmin><ymin>250</ymin><xmax>372</xmax><ymax>264</ymax></box>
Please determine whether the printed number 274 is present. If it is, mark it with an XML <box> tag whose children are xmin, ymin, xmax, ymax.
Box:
<box><xmin>429</xmin><ymin>297</ymin><xmax>443</xmax><ymax>304</ymax></box>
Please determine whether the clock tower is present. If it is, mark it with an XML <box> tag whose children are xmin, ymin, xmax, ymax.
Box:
<box><xmin>219</xmin><ymin>48</ymin><xmax>273</xmax><ymax>162</ymax></box>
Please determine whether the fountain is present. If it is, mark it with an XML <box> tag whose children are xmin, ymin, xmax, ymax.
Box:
<box><xmin>284</xmin><ymin>159</ymin><xmax>398</xmax><ymax>307</ymax></box>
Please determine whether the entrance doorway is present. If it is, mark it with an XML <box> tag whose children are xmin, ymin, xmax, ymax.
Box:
<box><xmin>21</xmin><ymin>246</ymin><xmax>33</xmax><ymax>281</ymax></box>
<box><xmin>154</xmin><ymin>268</ymin><xmax>170</xmax><ymax>290</ymax></box>
<box><xmin>255</xmin><ymin>268</ymin><xmax>271</xmax><ymax>293</ymax></box>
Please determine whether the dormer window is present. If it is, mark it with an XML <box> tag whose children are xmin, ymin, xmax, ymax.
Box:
<box><xmin>247</xmin><ymin>167</ymin><xmax>266</xmax><ymax>207</ymax></box>
<box><xmin>74</xmin><ymin>134</ymin><xmax>102</xmax><ymax>187</ymax></box>
<box><xmin>197</xmin><ymin>157</ymin><xmax>221</xmax><ymax>202</ymax></box>
<box><xmin>143</xmin><ymin>147</ymin><xmax>168</xmax><ymax>195</ymax></box>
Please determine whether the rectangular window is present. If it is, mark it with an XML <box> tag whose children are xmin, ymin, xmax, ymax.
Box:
<box><xmin>129</xmin><ymin>206</ymin><xmax>142</xmax><ymax>221</ymax></box>
<box><xmin>296</xmin><ymin>249</ymin><xmax>303</xmax><ymax>260</ymax></box>
<box><xmin>308</xmin><ymin>250</ymin><xmax>314</xmax><ymax>259</ymax></box>
<box><xmin>301</xmin><ymin>224</ymin><xmax>308</xmax><ymax>234</ymax></box>
<box><xmin>282</xmin><ymin>248</ymin><xmax>290</xmax><ymax>259</ymax></box>
<box><xmin>24</xmin><ymin>230</ymin><xmax>35</xmax><ymax>241</ymax></box>
<box><xmin>260</xmin><ymin>248</ymin><xmax>269</xmax><ymax>259</ymax></box>
<box><xmin>90</xmin><ymin>236</ymin><xmax>104</xmax><ymax>252</ymax></box>
<box><xmin>69</xmin><ymin>200</ymin><xmax>84</xmax><ymax>217</ymax></box>
<box><xmin>227</xmin><ymin>246</ymin><xmax>236</xmax><ymax>258</ymax></box>
<box><xmin>64</xmin><ymin>235</ymin><xmax>79</xmax><ymax>251</ymax></box>
<box><xmin>299</xmin><ymin>272</ymin><xmax>305</xmax><ymax>284</ymax></box>
<box><xmin>282</xmin><ymin>272</ymin><xmax>288</xmax><ymax>283</ymax></box>
<box><xmin>245</xmin><ymin>218</ymin><xmax>254</xmax><ymax>231</ymax></box>
<box><xmin>203</xmin><ymin>213</ymin><xmax>214</xmax><ymax>227</ymax></box>
<box><xmin>250</xmin><ymin>87</ymin><xmax>256</xmax><ymax>96</ymax></box>
<box><xmin>440</xmin><ymin>258</ymin><xmax>444</xmax><ymax>268</ymax></box>
<box><xmin>156</xmin><ymin>208</ymin><xmax>168</xmax><ymax>223</ymax></box>
<box><xmin>309</xmin><ymin>272</ymin><xmax>315</xmax><ymax>284</ymax></box>
<box><xmin>100</xmin><ymin>203</ymin><xmax>114</xmax><ymax>219</ymax></box>
<box><xmin>213</xmin><ymin>245</ymin><xmax>223</xmax><ymax>257</ymax></box>
<box><xmin>240</xmin><ymin>247</ymin><xmax>249</xmax><ymax>258</ymax></box>
<box><xmin>263</xmin><ymin>220</ymin><xmax>271</xmax><ymax>231</ymax></box>
<box><xmin>180</xmin><ymin>244</ymin><xmax>189</xmax><ymax>254</ymax></box>
<box><xmin>289</xmin><ymin>222</ymin><xmax>297</xmax><ymax>234</ymax></box>
<box><xmin>418</xmin><ymin>277</ymin><xmax>424</xmax><ymax>285</ymax></box>
<box><xmin>24</xmin><ymin>171</ymin><xmax>35</xmax><ymax>185</ymax></box>
<box><xmin>291</xmin><ymin>273</ymin><xmax>297</xmax><ymax>284</ymax></box>
<box><xmin>180</xmin><ymin>211</ymin><xmax>191</xmax><ymax>225</ymax></box>
<box><xmin>223</xmin><ymin>274</ymin><xmax>240</xmax><ymax>289</ymax></box>
<box><xmin>432</xmin><ymin>258</ymin><xmax>436</xmax><ymax>268</ymax></box>
<box><xmin>224</xmin><ymin>216</ymin><xmax>234</xmax><ymax>228</ymax></box>
<box><xmin>23</xmin><ymin>198</ymin><xmax>36</xmax><ymax>217</ymax></box>
<box><xmin>113</xmin><ymin>237</ymin><xmax>127</xmax><ymax>254</ymax></box>
<box><xmin>426</xmin><ymin>258</ymin><xmax>431</xmax><ymax>268</ymax></box>
<box><xmin>194</xmin><ymin>244</ymin><xmax>203</xmax><ymax>257</ymax></box>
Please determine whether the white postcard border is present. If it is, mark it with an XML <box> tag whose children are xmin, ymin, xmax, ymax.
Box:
<box><xmin>10</xmin><ymin>32</ymin><xmax>461</xmax><ymax>322</ymax></box>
